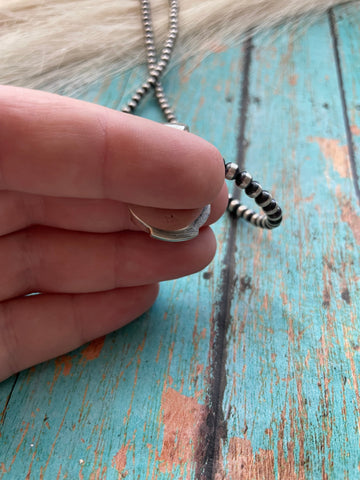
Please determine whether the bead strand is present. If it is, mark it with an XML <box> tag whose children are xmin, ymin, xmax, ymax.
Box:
<box><xmin>122</xmin><ymin>0</ymin><xmax>283</xmax><ymax>232</ymax></box>
<box><xmin>225</xmin><ymin>162</ymin><xmax>282</xmax><ymax>230</ymax></box>
<box><xmin>122</xmin><ymin>0</ymin><xmax>178</xmax><ymax>123</ymax></box>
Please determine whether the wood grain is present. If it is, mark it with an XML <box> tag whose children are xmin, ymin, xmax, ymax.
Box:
<box><xmin>1</xmin><ymin>4</ymin><xmax>360</xmax><ymax>479</ymax></box>
<box><xmin>217</xmin><ymin>8</ymin><xmax>360</xmax><ymax>480</ymax></box>
<box><xmin>332</xmin><ymin>5</ymin><xmax>360</xmax><ymax>200</ymax></box>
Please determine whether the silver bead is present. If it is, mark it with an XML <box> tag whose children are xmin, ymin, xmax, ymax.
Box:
<box><xmin>261</xmin><ymin>217</ymin><xmax>268</xmax><ymax>229</ymax></box>
<box><xmin>156</xmin><ymin>60</ymin><xmax>167</xmax><ymax>70</ymax></box>
<box><xmin>247</xmin><ymin>183</ymin><xmax>262</xmax><ymax>198</ymax></box>
<box><xmin>257</xmin><ymin>193</ymin><xmax>273</xmax><ymax>208</ymax></box>
<box><xmin>250</xmin><ymin>213</ymin><xmax>260</xmax><ymax>225</ymax></box>
<box><xmin>225</xmin><ymin>162</ymin><xmax>238</xmax><ymax>180</ymax></box>
<box><xmin>236</xmin><ymin>205</ymin><xmax>247</xmax><ymax>217</ymax></box>
<box><xmin>264</xmin><ymin>204</ymin><xmax>279</xmax><ymax>215</ymax></box>
<box><xmin>243</xmin><ymin>209</ymin><xmax>254</xmax><ymax>221</ymax></box>
<box><xmin>228</xmin><ymin>199</ymin><xmax>240</xmax><ymax>213</ymax></box>
<box><xmin>130</xmin><ymin>204</ymin><xmax>211</xmax><ymax>242</ymax></box>
<box><xmin>237</xmin><ymin>171</ymin><xmax>252</xmax><ymax>189</ymax></box>
<box><xmin>164</xmin><ymin>123</ymin><xmax>189</xmax><ymax>132</ymax></box>
<box><xmin>269</xmin><ymin>208</ymin><xmax>282</xmax><ymax>220</ymax></box>
<box><xmin>136</xmin><ymin>87</ymin><xmax>146</xmax><ymax>96</ymax></box>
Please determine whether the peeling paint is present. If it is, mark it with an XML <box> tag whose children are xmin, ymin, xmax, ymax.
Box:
<box><xmin>81</xmin><ymin>337</ymin><xmax>106</xmax><ymax>362</ymax></box>
<box><xmin>340</xmin><ymin>198</ymin><xmax>360</xmax><ymax>245</ymax></box>
<box><xmin>112</xmin><ymin>441</ymin><xmax>130</xmax><ymax>475</ymax></box>
<box><xmin>218</xmin><ymin>437</ymin><xmax>275</xmax><ymax>480</ymax></box>
<box><xmin>50</xmin><ymin>355</ymin><xmax>72</xmax><ymax>392</ymax></box>
<box><xmin>309</xmin><ymin>137</ymin><xmax>350</xmax><ymax>178</ymax></box>
<box><xmin>158</xmin><ymin>387</ymin><xmax>207</xmax><ymax>474</ymax></box>
<box><xmin>350</xmin><ymin>125</ymin><xmax>360</xmax><ymax>136</ymax></box>
<box><xmin>289</xmin><ymin>74</ymin><xmax>298</xmax><ymax>86</ymax></box>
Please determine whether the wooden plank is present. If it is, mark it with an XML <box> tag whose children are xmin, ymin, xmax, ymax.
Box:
<box><xmin>332</xmin><ymin>3</ymin><xmax>360</xmax><ymax>199</ymax></box>
<box><xmin>0</xmin><ymin>47</ymin><xmax>244</xmax><ymax>479</ymax></box>
<box><xmin>2</xmin><ymin>7</ymin><xmax>360</xmax><ymax>478</ymax></box>
<box><xmin>217</xmin><ymin>11</ymin><xmax>360</xmax><ymax>480</ymax></box>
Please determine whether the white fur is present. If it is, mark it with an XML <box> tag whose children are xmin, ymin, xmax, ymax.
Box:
<box><xmin>0</xmin><ymin>0</ymin><xmax>350</xmax><ymax>93</ymax></box>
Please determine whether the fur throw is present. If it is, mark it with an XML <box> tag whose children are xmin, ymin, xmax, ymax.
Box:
<box><xmin>0</xmin><ymin>0</ymin><xmax>352</xmax><ymax>94</ymax></box>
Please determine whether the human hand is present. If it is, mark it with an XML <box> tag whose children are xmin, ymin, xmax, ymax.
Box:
<box><xmin>0</xmin><ymin>86</ymin><xmax>227</xmax><ymax>381</ymax></box>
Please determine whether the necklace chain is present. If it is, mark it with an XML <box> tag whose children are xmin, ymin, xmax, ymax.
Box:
<box><xmin>122</xmin><ymin>0</ymin><xmax>283</xmax><ymax>231</ymax></box>
<box><xmin>122</xmin><ymin>0</ymin><xmax>178</xmax><ymax>123</ymax></box>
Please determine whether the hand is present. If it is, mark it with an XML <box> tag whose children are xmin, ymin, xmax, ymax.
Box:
<box><xmin>0</xmin><ymin>86</ymin><xmax>227</xmax><ymax>381</ymax></box>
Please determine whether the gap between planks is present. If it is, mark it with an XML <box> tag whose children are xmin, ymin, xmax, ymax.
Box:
<box><xmin>329</xmin><ymin>8</ymin><xmax>360</xmax><ymax>202</ymax></box>
<box><xmin>198</xmin><ymin>37</ymin><xmax>253</xmax><ymax>480</ymax></box>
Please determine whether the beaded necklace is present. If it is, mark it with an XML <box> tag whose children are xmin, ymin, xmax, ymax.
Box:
<box><xmin>122</xmin><ymin>0</ymin><xmax>282</xmax><ymax>241</ymax></box>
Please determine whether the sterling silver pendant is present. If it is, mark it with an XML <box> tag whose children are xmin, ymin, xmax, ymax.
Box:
<box><xmin>130</xmin><ymin>204</ymin><xmax>211</xmax><ymax>242</ymax></box>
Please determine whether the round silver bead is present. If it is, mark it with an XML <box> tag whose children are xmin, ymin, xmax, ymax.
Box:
<box><xmin>228</xmin><ymin>199</ymin><xmax>240</xmax><ymax>213</ymax></box>
<box><xmin>250</xmin><ymin>213</ymin><xmax>260</xmax><ymax>225</ymax></box>
<box><xmin>247</xmin><ymin>183</ymin><xmax>262</xmax><ymax>198</ymax></box>
<box><xmin>136</xmin><ymin>87</ymin><xmax>146</xmax><ymax>96</ymax></box>
<box><xmin>236</xmin><ymin>205</ymin><xmax>247</xmax><ymax>217</ymax></box>
<box><xmin>243</xmin><ymin>209</ymin><xmax>254</xmax><ymax>221</ymax></box>
<box><xmin>225</xmin><ymin>163</ymin><xmax>239</xmax><ymax>180</ymax></box>
<box><xmin>268</xmin><ymin>207</ymin><xmax>282</xmax><ymax>220</ymax></box>
<box><xmin>265</xmin><ymin>204</ymin><xmax>279</xmax><ymax>215</ymax></box>
<box><xmin>257</xmin><ymin>193</ymin><xmax>273</xmax><ymax>208</ymax></box>
<box><xmin>237</xmin><ymin>171</ymin><xmax>252</xmax><ymax>189</ymax></box>
<box><xmin>165</xmin><ymin>122</ymin><xmax>189</xmax><ymax>132</ymax></box>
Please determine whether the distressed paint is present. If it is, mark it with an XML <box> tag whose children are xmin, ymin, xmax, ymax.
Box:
<box><xmin>0</xmin><ymin>6</ymin><xmax>360</xmax><ymax>479</ymax></box>
<box><xmin>309</xmin><ymin>137</ymin><xmax>351</xmax><ymax>178</ymax></box>
<box><xmin>332</xmin><ymin>3</ymin><xmax>360</xmax><ymax>189</ymax></box>
<box><xmin>157</xmin><ymin>387</ymin><xmax>208</xmax><ymax>475</ymax></box>
<box><xmin>218</xmin><ymin>10</ymin><xmax>360</xmax><ymax>480</ymax></box>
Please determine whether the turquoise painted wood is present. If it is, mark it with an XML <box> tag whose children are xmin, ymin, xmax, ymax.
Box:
<box><xmin>219</xmin><ymin>9</ymin><xmax>360</xmax><ymax>479</ymax></box>
<box><xmin>334</xmin><ymin>5</ymin><xmax>360</xmax><ymax>187</ymax></box>
<box><xmin>1</xmin><ymin>4</ymin><xmax>360</xmax><ymax>479</ymax></box>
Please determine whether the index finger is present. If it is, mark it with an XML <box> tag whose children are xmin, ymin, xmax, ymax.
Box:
<box><xmin>0</xmin><ymin>86</ymin><xmax>225</xmax><ymax>209</ymax></box>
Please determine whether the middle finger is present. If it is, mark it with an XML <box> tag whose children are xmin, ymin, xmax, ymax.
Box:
<box><xmin>0</xmin><ymin>187</ymin><xmax>228</xmax><ymax>236</ymax></box>
<box><xmin>0</xmin><ymin>226</ymin><xmax>217</xmax><ymax>301</ymax></box>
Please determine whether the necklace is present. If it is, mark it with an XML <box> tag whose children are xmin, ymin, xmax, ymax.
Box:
<box><xmin>122</xmin><ymin>0</ymin><xmax>282</xmax><ymax>242</ymax></box>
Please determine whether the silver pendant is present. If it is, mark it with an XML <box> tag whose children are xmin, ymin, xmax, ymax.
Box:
<box><xmin>130</xmin><ymin>204</ymin><xmax>211</xmax><ymax>242</ymax></box>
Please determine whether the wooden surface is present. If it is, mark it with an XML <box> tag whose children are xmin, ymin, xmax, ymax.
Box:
<box><xmin>1</xmin><ymin>3</ymin><xmax>360</xmax><ymax>479</ymax></box>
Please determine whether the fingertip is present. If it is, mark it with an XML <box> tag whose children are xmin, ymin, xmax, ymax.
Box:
<box><xmin>163</xmin><ymin>127</ymin><xmax>226</xmax><ymax>207</ymax></box>
<box><xmin>206</xmin><ymin>183</ymin><xmax>229</xmax><ymax>226</ymax></box>
<box><xmin>114</xmin><ymin>114</ymin><xmax>226</xmax><ymax>208</ymax></box>
<box><xmin>193</xmin><ymin>226</ymin><xmax>217</xmax><ymax>270</ymax></box>
<box><xmin>143</xmin><ymin>282</ymin><xmax>160</xmax><ymax>307</ymax></box>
